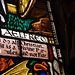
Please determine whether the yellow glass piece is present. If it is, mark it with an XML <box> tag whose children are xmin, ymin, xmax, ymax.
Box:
<box><xmin>28</xmin><ymin>73</ymin><xmax>33</xmax><ymax>75</ymax></box>
<box><xmin>7</xmin><ymin>3</ymin><xmax>17</xmax><ymax>14</ymax></box>
<box><xmin>49</xmin><ymin>38</ymin><xmax>51</xmax><ymax>43</ymax></box>
<box><xmin>51</xmin><ymin>38</ymin><xmax>53</xmax><ymax>41</ymax></box>
<box><xmin>49</xmin><ymin>38</ymin><xmax>51</xmax><ymax>40</ymax></box>
<box><xmin>52</xmin><ymin>41</ymin><xmax>54</xmax><ymax>44</ymax></box>
<box><xmin>50</xmin><ymin>41</ymin><xmax>52</xmax><ymax>43</ymax></box>
<box><xmin>19</xmin><ymin>0</ymin><xmax>30</xmax><ymax>13</ymax></box>
<box><xmin>2</xmin><ymin>60</ymin><xmax>29</xmax><ymax>75</ymax></box>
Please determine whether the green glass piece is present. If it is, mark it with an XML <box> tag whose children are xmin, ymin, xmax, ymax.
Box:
<box><xmin>29</xmin><ymin>61</ymin><xmax>36</xmax><ymax>65</ymax></box>
<box><xmin>3</xmin><ymin>14</ymin><xmax>34</xmax><ymax>31</ymax></box>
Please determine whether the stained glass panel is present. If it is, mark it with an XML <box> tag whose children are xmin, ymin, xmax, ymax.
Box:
<box><xmin>0</xmin><ymin>0</ymin><xmax>65</xmax><ymax>74</ymax></box>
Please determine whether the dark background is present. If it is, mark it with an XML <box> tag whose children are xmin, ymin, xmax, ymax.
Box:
<box><xmin>50</xmin><ymin>0</ymin><xmax>75</xmax><ymax>75</ymax></box>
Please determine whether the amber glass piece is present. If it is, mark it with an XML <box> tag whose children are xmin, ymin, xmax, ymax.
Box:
<box><xmin>7</xmin><ymin>3</ymin><xmax>17</xmax><ymax>14</ymax></box>
<box><xmin>19</xmin><ymin>0</ymin><xmax>30</xmax><ymax>13</ymax></box>
<box><xmin>0</xmin><ymin>58</ymin><xmax>14</xmax><ymax>71</ymax></box>
<box><xmin>8</xmin><ymin>59</ymin><xmax>14</xmax><ymax>66</ymax></box>
<box><xmin>42</xmin><ymin>61</ymin><xmax>48</xmax><ymax>67</ymax></box>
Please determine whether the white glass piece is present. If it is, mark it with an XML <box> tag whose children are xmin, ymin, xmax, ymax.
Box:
<box><xmin>49</xmin><ymin>13</ymin><xmax>53</xmax><ymax>21</ymax></box>
<box><xmin>46</xmin><ymin>1</ymin><xmax>52</xmax><ymax>12</ymax></box>
<box><xmin>57</xmin><ymin>49</ymin><xmax>62</xmax><ymax>58</ymax></box>
<box><xmin>1</xmin><ymin>28</ymin><xmax>48</xmax><ymax>43</ymax></box>
<box><xmin>48</xmin><ymin>62</ymin><xmax>53</xmax><ymax>75</ymax></box>
<box><xmin>54</xmin><ymin>72</ymin><xmax>58</xmax><ymax>75</ymax></box>
<box><xmin>59</xmin><ymin>59</ymin><xmax>63</xmax><ymax>63</ymax></box>
<box><xmin>1</xmin><ymin>0</ymin><xmax>7</xmax><ymax>14</ymax></box>
<box><xmin>61</xmin><ymin>67</ymin><xmax>65</xmax><ymax>75</ymax></box>
<box><xmin>53</xmin><ymin>60</ymin><xmax>60</xmax><ymax>74</ymax></box>
<box><xmin>0</xmin><ymin>14</ymin><xmax>5</xmax><ymax>22</ymax></box>
<box><xmin>52</xmin><ymin>46</ymin><xmax>58</xmax><ymax>59</ymax></box>
<box><xmin>51</xmin><ymin>22</ymin><xmax>59</xmax><ymax>45</ymax></box>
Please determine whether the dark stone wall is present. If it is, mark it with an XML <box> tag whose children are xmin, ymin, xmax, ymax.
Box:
<box><xmin>50</xmin><ymin>0</ymin><xmax>75</xmax><ymax>74</ymax></box>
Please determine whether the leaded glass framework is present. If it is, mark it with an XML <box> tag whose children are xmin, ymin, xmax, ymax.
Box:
<box><xmin>0</xmin><ymin>0</ymin><xmax>65</xmax><ymax>75</ymax></box>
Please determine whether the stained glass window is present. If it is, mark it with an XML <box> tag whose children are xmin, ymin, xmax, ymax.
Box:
<box><xmin>0</xmin><ymin>0</ymin><xmax>65</xmax><ymax>75</ymax></box>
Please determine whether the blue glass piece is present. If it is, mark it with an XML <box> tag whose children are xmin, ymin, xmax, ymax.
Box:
<box><xmin>40</xmin><ymin>73</ymin><xmax>46</xmax><ymax>75</ymax></box>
